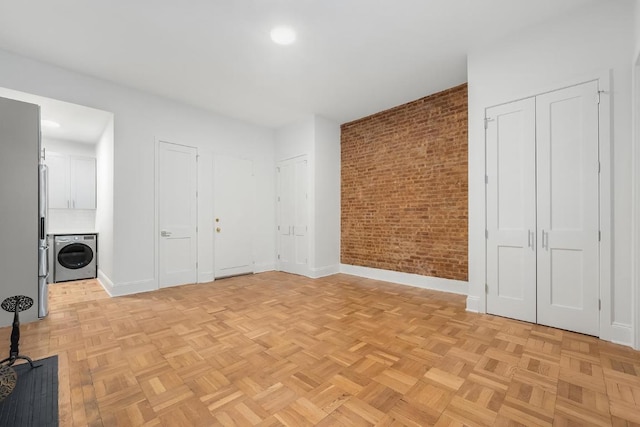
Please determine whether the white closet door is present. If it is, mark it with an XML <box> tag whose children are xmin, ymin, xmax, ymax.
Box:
<box><xmin>486</xmin><ymin>98</ymin><xmax>537</xmax><ymax>323</ymax></box>
<box><xmin>277</xmin><ymin>155</ymin><xmax>308</xmax><ymax>275</ymax></box>
<box><xmin>536</xmin><ymin>81</ymin><xmax>600</xmax><ymax>336</ymax></box>
<box><xmin>277</xmin><ymin>161</ymin><xmax>295</xmax><ymax>269</ymax></box>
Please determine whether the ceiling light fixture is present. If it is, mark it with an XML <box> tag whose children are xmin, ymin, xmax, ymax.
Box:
<box><xmin>270</xmin><ymin>26</ymin><xmax>296</xmax><ymax>45</ymax></box>
<box><xmin>41</xmin><ymin>119</ymin><xmax>60</xmax><ymax>129</ymax></box>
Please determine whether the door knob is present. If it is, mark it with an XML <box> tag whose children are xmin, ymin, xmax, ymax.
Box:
<box><xmin>216</xmin><ymin>227</ymin><xmax>221</xmax><ymax>233</ymax></box>
<box><xmin>161</xmin><ymin>230</ymin><xmax>172</xmax><ymax>237</ymax></box>
<box><xmin>215</xmin><ymin>218</ymin><xmax>220</xmax><ymax>223</ymax></box>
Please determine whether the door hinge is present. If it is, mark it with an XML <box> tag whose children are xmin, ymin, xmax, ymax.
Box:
<box><xmin>598</xmin><ymin>162</ymin><xmax>601</xmax><ymax>173</ymax></box>
<box><xmin>277</xmin><ymin>196</ymin><xmax>280</xmax><ymax>202</ymax></box>
<box><xmin>485</xmin><ymin>175</ymin><xmax>488</xmax><ymax>184</ymax></box>
<box><xmin>485</xmin><ymin>283</ymin><xmax>488</xmax><ymax>294</ymax></box>
<box><xmin>277</xmin><ymin>225</ymin><xmax>280</xmax><ymax>231</ymax></box>
<box><xmin>596</xmin><ymin>91</ymin><xmax>604</xmax><ymax>104</ymax></box>
<box><xmin>598</xmin><ymin>230</ymin><xmax>601</xmax><ymax>241</ymax></box>
<box><xmin>196</xmin><ymin>262</ymin><xmax>198</xmax><ymax>268</ymax></box>
<box><xmin>277</xmin><ymin>167</ymin><xmax>280</xmax><ymax>172</ymax></box>
<box><xmin>485</xmin><ymin>229</ymin><xmax>488</xmax><ymax>239</ymax></box>
<box><xmin>484</xmin><ymin>117</ymin><xmax>494</xmax><ymax>129</ymax></box>
<box><xmin>277</xmin><ymin>254</ymin><xmax>280</xmax><ymax>259</ymax></box>
<box><xmin>599</xmin><ymin>299</ymin><xmax>601</xmax><ymax>310</ymax></box>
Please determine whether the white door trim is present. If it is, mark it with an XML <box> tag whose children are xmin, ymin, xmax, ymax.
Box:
<box><xmin>633</xmin><ymin>58</ymin><xmax>640</xmax><ymax>350</ymax></box>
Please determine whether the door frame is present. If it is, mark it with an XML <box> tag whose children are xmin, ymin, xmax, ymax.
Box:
<box><xmin>482</xmin><ymin>71</ymin><xmax>613</xmax><ymax>340</ymax></box>
<box><xmin>634</xmin><ymin>58</ymin><xmax>640</xmax><ymax>350</ymax></box>
<box><xmin>154</xmin><ymin>137</ymin><xmax>199</xmax><ymax>289</ymax></box>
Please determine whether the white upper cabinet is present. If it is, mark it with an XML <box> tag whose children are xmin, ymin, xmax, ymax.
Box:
<box><xmin>46</xmin><ymin>152</ymin><xmax>96</xmax><ymax>210</ymax></box>
<box><xmin>71</xmin><ymin>156</ymin><xmax>96</xmax><ymax>209</ymax></box>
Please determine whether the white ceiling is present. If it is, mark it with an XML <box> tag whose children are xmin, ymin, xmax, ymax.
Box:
<box><xmin>0</xmin><ymin>0</ymin><xmax>600</xmax><ymax>128</ymax></box>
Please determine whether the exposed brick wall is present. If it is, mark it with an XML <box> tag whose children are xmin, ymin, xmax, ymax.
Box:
<box><xmin>341</xmin><ymin>84</ymin><xmax>468</xmax><ymax>281</ymax></box>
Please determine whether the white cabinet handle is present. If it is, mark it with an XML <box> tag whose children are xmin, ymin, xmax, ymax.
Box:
<box><xmin>541</xmin><ymin>230</ymin><xmax>548</xmax><ymax>249</ymax></box>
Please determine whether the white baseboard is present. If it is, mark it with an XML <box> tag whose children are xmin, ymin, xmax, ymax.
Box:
<box><xmin>339</xmin><ymin>264</ymin><xmax>468</xmax><ymax>295</ymax></box>
<box><xmin>97</xmin><ymin>269</ymin><xmax>115</xmax><ymax>297</ymax></box>
<box><xmin>105</xmin><ymin>277</ymin><xmax>157</xmax><ymax>297</ymax></box>
<box><xmin>466</xmin><ymin>296</ymin><xmax>480</xmax><ymax>313</ymax></box>
<box><xmin>197</xmin><ymin>271</ymin><xmax>214</xmax><ymax>284</ymax></box>
<box><xmin>254</xmin><ymin>262</ymin><xmax>276</xmax><ymax>274</ymax></box>
<box><xmin>310</xmin><ymin>264</ymin><xmax>340</xmax><ymax>278</ymax></box>
<box><xmin>610</xmin><ymin>322</ymin><xmax>633</xmax><ymax>347</ymax></box>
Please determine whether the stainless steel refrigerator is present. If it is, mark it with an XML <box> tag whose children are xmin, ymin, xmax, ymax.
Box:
<box><xmin>38</xmin><ymin>162</ymin><xmax>49</xmax><ymax>317</ymax></box>
<box><xmin>0</xmin><ymin>96</ymin><xmax>47</xmax><ymax>327</ymax></box>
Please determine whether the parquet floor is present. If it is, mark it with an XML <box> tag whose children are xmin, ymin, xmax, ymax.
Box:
<box><xmin>1</xmin><ymin>272</ymin><xmax>639</xmax><ymax>426</ymax></box>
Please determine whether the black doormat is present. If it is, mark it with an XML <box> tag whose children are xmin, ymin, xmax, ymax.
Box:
<box><xmin>0</xmin><ymin>355</ymin><xmax>58</xmax><ymax>427</ymax></box>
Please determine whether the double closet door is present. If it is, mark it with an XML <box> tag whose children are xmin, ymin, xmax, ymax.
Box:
<box><xmin>486</xmin><ymin>80</ymin><xmax>600</xmax><ymax>336</ymax></box>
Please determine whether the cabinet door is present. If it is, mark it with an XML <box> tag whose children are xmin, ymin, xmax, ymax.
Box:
<box><xmin>70</xmin><ymin>156</ymin><xmax>96</xmax><ymax>209</ymax></box>
<box><xmin>485</xmin><ymin>98</ymin><xmax>537</xmax><ymax>323</ymax></box>
<box><xmin>46</xmin><ymin>152</ymin><xmax>70</xmax><ymax>209</ymax></box>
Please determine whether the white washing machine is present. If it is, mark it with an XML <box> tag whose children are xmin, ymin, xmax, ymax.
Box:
<box><xmin>54</xmin><ymin>234</ymin><xmax>97</xmax><ymax>282</ymax></box>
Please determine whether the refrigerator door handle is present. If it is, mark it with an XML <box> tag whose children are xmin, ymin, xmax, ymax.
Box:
<box><xmin>38</xmin><ymin>245</ymin><xmax>49</xmax><ymax>277</ymax></box>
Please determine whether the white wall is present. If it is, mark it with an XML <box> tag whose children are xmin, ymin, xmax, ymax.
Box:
<box><xmin>43</xmin><ymin>137</ymin><xmax>96</xmax><ymax>157</ymax></box>
<box><xmin>468</xmin><ymin>1</ymin><xmax>635</xmax><ymax>345</ymax></box>
<box><xmin>313</xmin><ymin>116</ymin><xmax>341</xmax><ymax>276</ymax></box>
<box><xmin>275</xmin><ymin>116</ymin><xmax>314</xmax><ymax>161</ymax></box>
<box><xmin>0</xmin><ymin>48</ymin><xmax>276</xmax><ymax>296</ymax></box>
<box><xmin>95</xmin><ymin>117</ymin><xmax>114</xmax><ymax>282</ymax></box>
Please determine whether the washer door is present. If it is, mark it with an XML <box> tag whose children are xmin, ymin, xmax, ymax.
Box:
<box><xmin>57</xmin><ymin>243</ymin><xmax>94</xmax><ymax>269</ymax></box>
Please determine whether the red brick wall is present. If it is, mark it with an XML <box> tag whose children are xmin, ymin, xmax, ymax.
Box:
<box><xmin>341</xmin><ymin>84</ymin><xmax>468</xmax><ymax>281</ymax></box>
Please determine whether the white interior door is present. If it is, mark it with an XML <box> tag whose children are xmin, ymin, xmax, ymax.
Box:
<box><xmin>486</xmin><ymin>98</ymin><xmax>537</xmax><ymax>323</ymax></box>
<box><xmin>213</xmin><ymin>155</ymin><xmax>254</xmax><ymax>278</ymax></box>
<box><xmin>158</xmin><ymin>141</ymin><xmax>197</xmax><ymax>288</ymax></box>
<box><xmin>536</xmin><ymin>81</ymin><xmax>600</xmax><ymax>336</ymax></box>
<box><xmin>277</xmin><ymin>156</ymin><xmax>308</xmax><ymax>275</ymax></box>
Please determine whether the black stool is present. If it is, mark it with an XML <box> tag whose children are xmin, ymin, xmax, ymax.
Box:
<box><xmin>0</xmin><ymin>296</ymin><xmax>40</xmax><ymax>369</ymax></box>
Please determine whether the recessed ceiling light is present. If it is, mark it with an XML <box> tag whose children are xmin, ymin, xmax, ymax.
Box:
<box><xmin>41</xmin><ymin>119</ymin><xmax>60</xmax><ymax>129</ymax></box>
<box><xmin>270</xmin><ymin>26</ymin><xmax>296</xmax><ymax>45</ymax></box>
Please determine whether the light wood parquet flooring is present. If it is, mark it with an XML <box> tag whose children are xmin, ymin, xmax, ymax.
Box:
<box><xmin>2</xmin><ymin>271</ymin><xmax>640</xmax><ymax>426</ymax></box>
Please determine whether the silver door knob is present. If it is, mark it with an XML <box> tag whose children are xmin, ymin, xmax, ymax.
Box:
<box><xmin>161</xmin><ymin>230</ymin><xmax>172</xmax><ymax>237</ymax></box>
